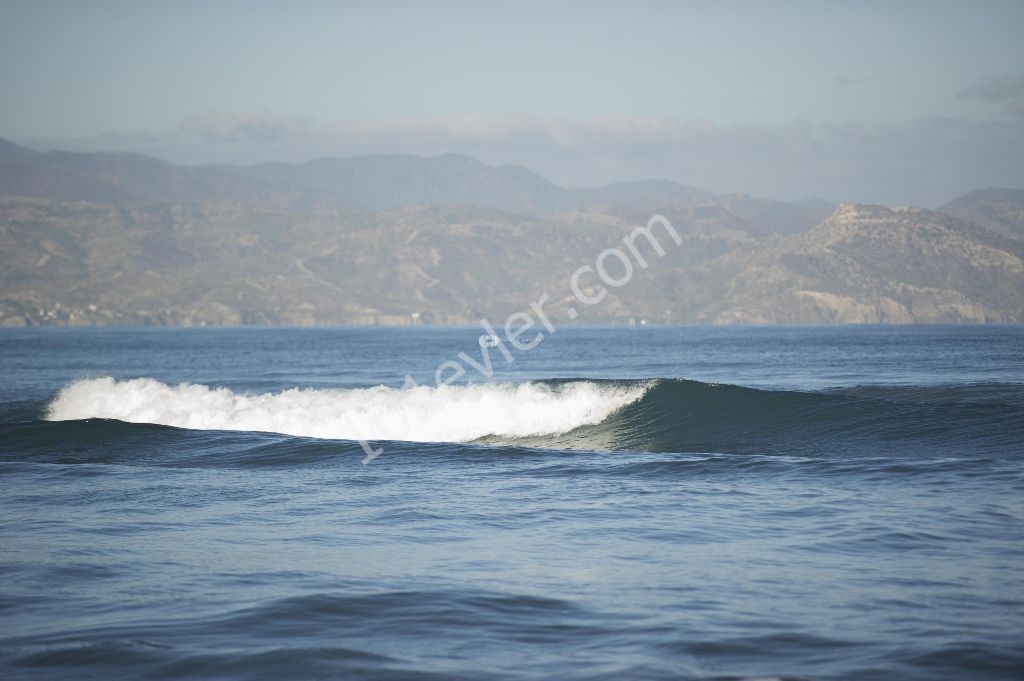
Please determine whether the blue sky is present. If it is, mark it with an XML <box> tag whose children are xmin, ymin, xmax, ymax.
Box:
<box><xmin>1</xmin><ymin>0</ymin><xmax>1022</xmax><ymax>205</ymax></box>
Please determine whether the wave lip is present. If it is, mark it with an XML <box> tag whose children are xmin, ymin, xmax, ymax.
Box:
<box><xmin>45</xmin><ymin>377</ymin><xmax>649</xmax><ymax>444</ymax></box>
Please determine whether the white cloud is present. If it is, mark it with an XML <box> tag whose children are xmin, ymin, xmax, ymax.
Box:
<box><xmin>176</xmin><ymin>111</ymin><xmax>315</xmax><ymax>142</ymax></box>
<box><xmin>958</xmin><ymin>74</ymin><xmax>1024</xmax><ymax>117</ymax></box>
<box><xmin>959</xmin><ymin>74</ymin><xmax>1024</xmax><ymax>101</ymax></box>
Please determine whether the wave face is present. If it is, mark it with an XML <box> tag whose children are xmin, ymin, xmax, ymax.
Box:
<box><xmin>493</xmin><ymin>378</ymin><xmax>1024</xmax><ymax>455</ymax></box>
<box><xmin>45</xmin><ymin>377</ymin><xmax>648</xmax><ymax>443</ymax></box>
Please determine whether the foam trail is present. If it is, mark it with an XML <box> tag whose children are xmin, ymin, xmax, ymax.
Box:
<box><xmin>45</xmin><ymin>377</ymin><xmax>648</xmax><ymax>443</ymax></box>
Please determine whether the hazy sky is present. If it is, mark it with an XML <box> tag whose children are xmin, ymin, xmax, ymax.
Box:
<box><xmin>1</xmin><ymin>0</ymin><xmax>1023</xmax><ymax>205</ymax></box>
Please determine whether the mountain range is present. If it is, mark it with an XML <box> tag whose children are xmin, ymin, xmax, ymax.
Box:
<box><xmin>1</xmin><ymin>137</ymin><xmax>1021</xmax><ymax>326</ymax></box>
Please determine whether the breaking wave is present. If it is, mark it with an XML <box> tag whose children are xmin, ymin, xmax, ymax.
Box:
<box><xmin>30</xmin><ymin>376</ymin><xmax>1023</xmax><ymax>462</ymax></box>
<box><xmin>44</xmin><ymin>377</ymin><xmax>649</xmax><ymax>443</ymax></box>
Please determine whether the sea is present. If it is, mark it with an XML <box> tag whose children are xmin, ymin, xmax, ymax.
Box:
<box><xmin>1</xmin><ymin>324</ymin><xmax>1022</xmax><ymax>681</ymax></box>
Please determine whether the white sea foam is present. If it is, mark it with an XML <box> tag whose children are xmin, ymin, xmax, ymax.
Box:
<box><xmin>45</xmin><ymin>377</ymin><xmax>648</xmax><ymax>443</ymax></box>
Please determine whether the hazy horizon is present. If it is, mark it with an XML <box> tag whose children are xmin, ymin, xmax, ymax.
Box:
<box><xmin>2</xmin><ymin>0</ymin><xmax>1023</xmax><ymax>206</ymax></box>
<box><xmin>3</xmin><ymin>134</ymin><xmax>1018</xmax><ymax>211</ymax></box>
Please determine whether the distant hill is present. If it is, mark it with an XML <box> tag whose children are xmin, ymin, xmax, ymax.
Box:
<box><xmin>707</xmin><ymin>204</ymin><xmax>1024</xmax><ymax>323</ymax></box>
<box><xmin>245</xmin><ymin>153</ymin><xmax>565</xmax><ymax>214</ymax></box>
<box><xmin>0</xmin><ymin>197</ymin><xmax>1020</xmax><ymax>326</ymax></box>
<box><xmin>0</xmin><ymin>137</ymin><xmax>824</xmax><ymax>235</ymax></box>
<box><xmin>0</xmin><ymin>141</ymin><xmax>299</xmax><ymax>207</ymax></box>
<box><xmin>1</xmin><ymin>137</ymin><xmax>1020</xmax><ymax>326</ymax></box>
<box><xmin>938</xmin><ymin>188</ymin><xmax>1024</xmax><ymax>240</ymax></box>
<box><xmin>0</xmin><ymin>140</ymin><xmax>139</xmax><ymax>204</ymax></box>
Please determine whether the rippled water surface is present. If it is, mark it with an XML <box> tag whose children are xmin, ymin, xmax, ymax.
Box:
<box><xmin>1</xmin><ymin>325</ymin><xmax>1023</xmax><ymax>680</ymax></box>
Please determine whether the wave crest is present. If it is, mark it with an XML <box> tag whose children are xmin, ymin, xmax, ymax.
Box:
<box><xmin>45</xmin><ymin>377</ymin><xmax>649</xmax><ymax>443</ymax></box>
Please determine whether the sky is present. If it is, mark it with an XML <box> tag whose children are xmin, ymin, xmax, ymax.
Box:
<box><xmin>1</xmin><ymin>0</ymin><xmax>1023</xmax><ymax>206</ymax></box>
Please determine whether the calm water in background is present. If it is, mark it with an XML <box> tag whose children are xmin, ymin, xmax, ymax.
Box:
<box><xmin>1</xmin><ymin>325</ymin><xmax>1022</xmax><ymax>680</ymax></box>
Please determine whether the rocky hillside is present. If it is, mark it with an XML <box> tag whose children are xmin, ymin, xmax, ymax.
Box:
<box><xmin>1</xmin><ymin>138</ymin><xmax>1021</xmax><ymax>326</ymax></box>
<box><xmin>706</xmin><ymin>204</ymin><xmax>1024</xmax><ymax>323</ymax></box>
<box><xmin>1</xmin><ymin>195</ymin><xmax>1020</xmax><ymax>326</ymax></box>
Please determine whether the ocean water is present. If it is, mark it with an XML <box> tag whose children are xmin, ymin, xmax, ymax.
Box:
<box><xmin>1</xmin><ymin>325</ymin><xmax>1022</xmax><ymax>681</ymax></box>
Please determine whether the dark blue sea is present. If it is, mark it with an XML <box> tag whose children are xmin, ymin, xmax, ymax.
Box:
<box><xmin>1</xmin><ymin>325</ymin><xmax>1023</xmax><ymax>681</ymax></box>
